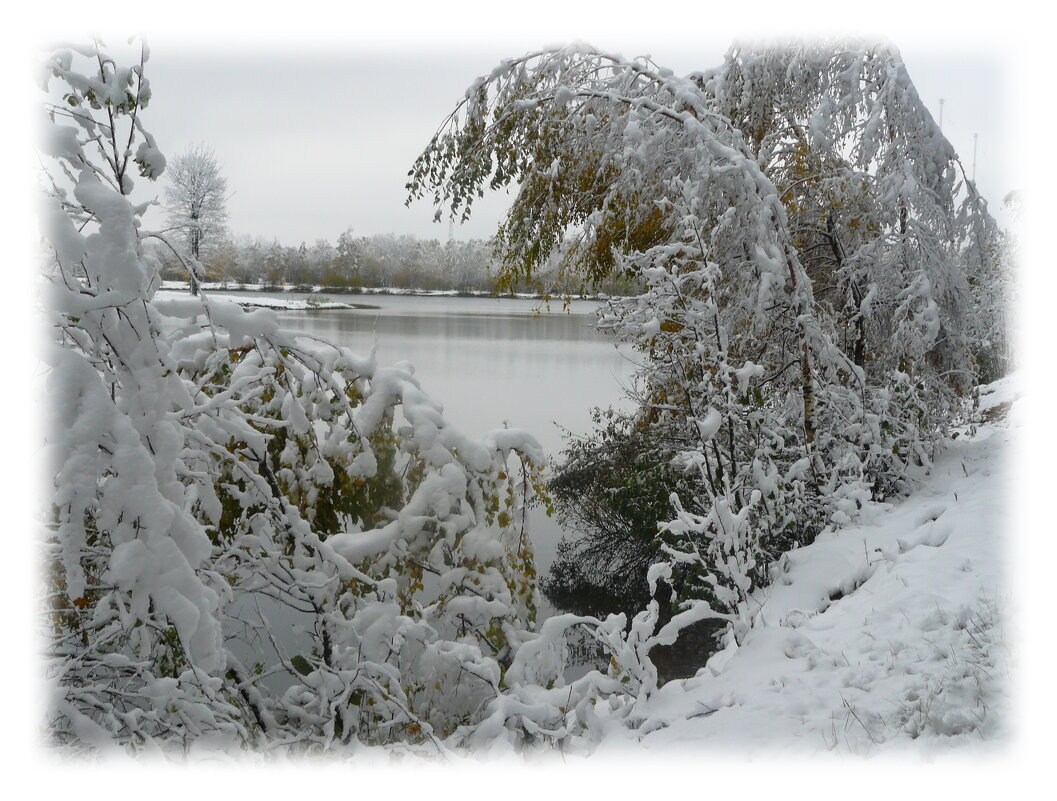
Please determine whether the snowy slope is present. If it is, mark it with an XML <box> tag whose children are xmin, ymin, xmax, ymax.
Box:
<box><xmin>596</xmin><ymin>377</ymin><xmax>1018</xmax><ymax>755</ymax></box>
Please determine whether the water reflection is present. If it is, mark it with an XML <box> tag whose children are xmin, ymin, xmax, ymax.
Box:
<box><xmin>214</xmin><ymin>292</ymin><xmax>637</xmax><ymax>680</ymax></box>
<box><xmin>263</xmin><ymin>296</ymin><xmax>630</xmax><ymax>581</ymax></box>
<box><xmin>272</xmin><ymin>296</ymin><xmax>636</xmax><ymax>459</ymax></box>
<box><xmin>185</xmin><ymin>292</ymin><xmax>636</xmax><ymax>592</ymax></box>
<box><xmin>282</xmin><ymin>305</ymin><xmax>604</xmax><ymax>343</ymax></box>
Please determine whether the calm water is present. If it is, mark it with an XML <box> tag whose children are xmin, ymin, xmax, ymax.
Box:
<box><xmin>228</xmin><ymin>292</ymin><xmax>638</xmax><ymax>580</ymax></box>
<box><xmin>198</xmin><ymin>291</ymin><xmax>637</xmax><ymax>683</ymax></box>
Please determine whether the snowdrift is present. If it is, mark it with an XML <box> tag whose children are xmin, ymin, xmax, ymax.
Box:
<box><xmin>594</xmin><ymin>376</ymin><xmax>1018</xmax><ymax>754</ymax></box>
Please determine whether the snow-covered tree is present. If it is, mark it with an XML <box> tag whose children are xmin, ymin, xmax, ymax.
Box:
<box><xmin>408</xmin><ymin>41</ymin><xmax>1003</xmax><ymax>654</ymax></box>
<box><xmin>40</xmin><ymin>37</ymin><xmax>1011</xmax><ymax>757</ymax></box>
<box><xmin>164</xmin><ymin>143</ymin><xmax>229</xmax><ymax>295</ymax></box>
<box><xmin>40</xmin><ymin>40</ymin><xmax>569</xmax><ymax>755</ymax></box>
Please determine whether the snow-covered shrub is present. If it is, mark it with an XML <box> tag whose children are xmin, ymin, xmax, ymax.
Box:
<box><xmin>40</xmin><ymin>40</ymin><xmax>551</xmax><ymax>754</ymax></box>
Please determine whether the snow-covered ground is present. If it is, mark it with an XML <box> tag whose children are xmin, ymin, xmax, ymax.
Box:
<box><xmin>154</xmin><ymin>287</ymin><xmax>361</xmax><ymax>311</ymax></box>
<box><xmin>593</xmin><ymin>376</ymin><xmax>1018</xmax><ymax>755</ymax></box>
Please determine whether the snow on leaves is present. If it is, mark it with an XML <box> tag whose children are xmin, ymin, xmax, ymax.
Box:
<box><xmin>408</xmin><ymin>39</ymin><xmax>1009</xmax><ymax>724</ymax></box>
<box><xmin>39</xmin><ymin>37</ymin><xmax>1012</xmax><ymax>758</ymax></box>
<box><xmin>40</xmin><ymin>41</ymin><xmax>567</xmax><ymax>755</ymax></box>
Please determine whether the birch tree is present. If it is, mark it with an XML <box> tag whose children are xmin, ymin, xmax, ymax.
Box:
<box><xmin>408</xmin><ymin>41</ymin><xmax>1002</xmax><ymax>647</ymax></box>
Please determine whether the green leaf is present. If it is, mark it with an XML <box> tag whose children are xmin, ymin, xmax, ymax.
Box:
<box><xmin>290</xmin><ymin>655</ymin><xmax>313</xmax><ymax>676</ymax></box>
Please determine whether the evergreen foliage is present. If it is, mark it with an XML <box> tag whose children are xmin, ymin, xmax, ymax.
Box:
<box><xmin>543</xmin><ymin>410</ymin><xmax>689</xmax><ymax>618</ymax></box>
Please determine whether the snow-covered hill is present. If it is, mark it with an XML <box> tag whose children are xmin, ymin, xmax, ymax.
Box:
<box><xmin>595</xmin><ymin>376</ymin><xmax>1018</xmax><ymax>755</ymax></box>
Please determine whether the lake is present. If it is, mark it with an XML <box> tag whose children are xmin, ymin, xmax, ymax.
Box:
<box><xmin>184</xmin><ymin>290</ymin><xmax>641</xmax><ymax>685</ymax></box>
<box><xmin>220</xmin><ymin>291</ymin><xmax>638</xmax><ymax>596</ymax></box>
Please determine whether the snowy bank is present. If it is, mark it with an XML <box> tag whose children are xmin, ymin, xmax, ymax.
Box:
<box><xmin>154</xmin><ymin>288</ymin><xmax>370</xmax><ymax>311</ymax></box>
<box><xmin>594</xmin><ymin>376</ymin><xmax>1018</xmax><ymax>755</ymax></box>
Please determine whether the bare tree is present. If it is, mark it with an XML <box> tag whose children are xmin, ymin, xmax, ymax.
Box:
<box><xmin>164</xmin><ymin>143</ymin><xmax>229</xmax><ymax>294</ymax></box>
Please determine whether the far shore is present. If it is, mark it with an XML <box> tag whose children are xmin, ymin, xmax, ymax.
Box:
<box><xmin>158</xmin><ymin>280</ymin><xmax>619</xmax><ymax>304</ymax></box>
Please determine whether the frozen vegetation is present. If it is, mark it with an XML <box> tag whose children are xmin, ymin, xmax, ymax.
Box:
<box><xmin>147</xmin><ymin>228</ymin><xmax>640</xmax><ymax>297</ymax></box>
<box><xmin>591</xmin><ymin>376</ymin><xmax>1015</xmax><ymax>754</ymax></box>
<box><xmin>39</xmin><ymin>38</ymin><xmax>1015</xmax><ymax>760</ymax></box>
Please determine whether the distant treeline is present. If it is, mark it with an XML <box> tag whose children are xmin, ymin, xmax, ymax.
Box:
<box><xmin>147</xmin><ymin>228</ymin><xmax>640</xmax><ymax>296</ymax></box>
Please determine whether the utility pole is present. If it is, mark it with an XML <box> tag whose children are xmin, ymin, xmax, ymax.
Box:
<box><xmin>938</xmin><ymin>98</ymin><xmax>946</xmax><ymax>131</ymax></box>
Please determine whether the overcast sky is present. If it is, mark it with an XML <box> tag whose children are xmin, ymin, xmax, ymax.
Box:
<box><xmin>133</xmin><ymin>40</ymin><xmax>1011</xmax><ymax>245</ymax></box>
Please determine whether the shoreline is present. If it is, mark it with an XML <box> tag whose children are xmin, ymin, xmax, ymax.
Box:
<box><xmin>158</xmin><ymin>280</ymin><xmax>618</xmax><ymax>303</ymax></box>
<box><xmin>154</xmin><ymin>288</ymin><xmax>377</xmax><ymax>311</ymax></box>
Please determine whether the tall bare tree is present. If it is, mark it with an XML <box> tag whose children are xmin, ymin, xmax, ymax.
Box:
<box><xmin>164</xmin><ymin>142</ymin><xmax>229</xmax><ymax>294</ymax></box>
